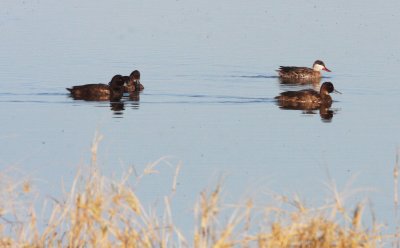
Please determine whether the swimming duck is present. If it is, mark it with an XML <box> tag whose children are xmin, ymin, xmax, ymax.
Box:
<box><xmin>275</xmin><ymin>82</ymin><xmax>340</xmax><ymax>105</ymax></box>
<box><xmin>122</xmin><ymin>70</ymin><xmax>144</xmax><ymax>93</ymax></box>
<box><xmin>67</xmin><ymin>75</ymin><xmax>125</xmax><ymax>101</ymax></box>
<box><xmin>277</xmin><ymin>60</ymin><xmax>331</xmax><ymax>79</ymax></box>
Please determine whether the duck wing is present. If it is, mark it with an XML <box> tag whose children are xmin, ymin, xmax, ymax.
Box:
<box><xmin>68</xmin><ymin>83</ymin><xmax>107</xmax><ymax>89</ymax></box>
<box><xmin>278</xmin><ymin>89</ymin><xmax>316</xmax><ymax>97</ymax></box>
<box><xmin>67</xmin><ymin>84</ymin><xmax>111</xmax><ymax>100</ymax></box>
<box><xmin>278</xmin><ymin>66</ymin><xmax>304</xmax><ymax>72</ymax></box>
<box><xmin>277</xmin><ymin>66</ymin><xmax>314</xmax><ymax>78</ymax></box>
<box><xmin>275</xmin><ymin>89</ymin><xmax>320</xmax><ymax>103</ymax></box>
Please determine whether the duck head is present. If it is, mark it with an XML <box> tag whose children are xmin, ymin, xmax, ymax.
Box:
<box><xmin>313</xmin><ymin>60</ymin><xmax>331</xmax><ymax>72</ymax></box>
<box><xmin>129</xmin><ymin>70</ymin><xmax>141</xmax><ymax>89</ymax></box>
<box><xmin>320</xmin><ymin>82</ymin><xmax>341</xmax><ymax>96</ymax></box>
<box><xmin>109</xmin><ymin>75</ymin><xmax>125</xmax><ymax>89</ymax></box>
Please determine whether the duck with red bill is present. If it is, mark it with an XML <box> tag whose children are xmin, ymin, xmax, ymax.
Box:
<box><xmin>277</xmin><ymin>60</ymin><xmax>331</xmax><ymax>80</ymax></box>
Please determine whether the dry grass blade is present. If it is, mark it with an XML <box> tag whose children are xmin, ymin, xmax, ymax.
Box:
<box><xmin>0</xmin><ymin>134</ymin><xmax>390</xmax><ymax>247</ymax></box>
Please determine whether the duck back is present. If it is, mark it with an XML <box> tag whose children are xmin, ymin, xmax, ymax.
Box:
<box><xmin>277</xmin><ymin>66</ymin><xmax>320</xmax><ymax>79</ymax></box>
<box><xmin>275</xmin><ymin>89</ymin><xmax>332</xmax><ymax>104</ymax></box>
<box><xmin>67</xmin><ymin>84</ymin><xmax>118</xmax><ymax>101</ymax></box>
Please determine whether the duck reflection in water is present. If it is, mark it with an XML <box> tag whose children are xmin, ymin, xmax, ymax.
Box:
<box><xmin>278</xmin><ymin>101</ymin><xmax>335</xmax><ymax>121</ymax></box>
<box><xmin>110</xmin><ymin>100</ymin><xmax>125</xmax><ymax>114</ymax></box>
<box><xmin>109</xmin><ymin>86</ymin><xmax>142</xmax><ymax>113</ymax></box>
<box><xmin>129</xmin><ymin>91</ymin><xmax>141</xmax><ymax>109</ymax></box>
<box><xmin>67</xmin><ymin>75</ymin><xmax>125</xmax><ymax>101</ymax></box>
<box><xmin>275</xmin><ymin>82</ymin><xmax>340</xmax><ymax>121</ymax></box>
<box><xmin>109</xmin><ymin>88</ymin><xmax>142</xmax><ymax>113</ymax></box>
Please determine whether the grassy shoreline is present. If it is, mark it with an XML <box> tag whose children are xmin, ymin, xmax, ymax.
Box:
<box><xmin>0</xmin><ymin>135</ymin><xmax>390</xmax><ymax>247</ymax></box>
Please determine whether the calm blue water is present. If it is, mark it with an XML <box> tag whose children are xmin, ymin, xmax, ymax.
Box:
<box><xmin>1</xmin><ymin>0</ymin><xmax>400</xmax><ymax>235</ymax></box>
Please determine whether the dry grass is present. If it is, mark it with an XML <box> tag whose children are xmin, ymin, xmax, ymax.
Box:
<box><xmin>0</xmin><ymin>135</ymin><xmax>388</xmax><ymax>247</ymax></box>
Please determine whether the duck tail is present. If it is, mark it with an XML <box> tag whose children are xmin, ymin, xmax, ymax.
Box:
<box><xmin>66</xmin><ymin>88</ymin><xmax>72</xmax><ymax>93</ymax></box>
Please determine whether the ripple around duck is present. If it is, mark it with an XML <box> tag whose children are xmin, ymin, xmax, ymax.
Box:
<box><xmin>0</xmin><ymin>92</ymin><xmax>78</xmax><ymax>104</ymax></box>
<box><xmin>0</xmin><ymin>100</ymin><xmax>73</xmax><ymax>104</ymax></box>
<box><xmin>233</xmin><ymin>75</ymin><xmax>279</xmax><ymax>79</ymax></box>
<box><xmin>144</xmin><ymin>93</ymin><xmax>274</xmax><ymax>104</ymax></box>
<box><xmin>229</xmin><ymin>75</ymin><xmax>333</xmax><ymax>79</ymax></box>
<box><xmin>140</xmin><ymin>99</ymin><xmax>272</xmax><ymax>105</ymax></box>
<box><xmin>0</xmin><ymin>92</ymin><xmax>274</xmax><ymax>105</ymax></box>
<box><xmin>0</xmin><ymin>92</ymin><xmax>68</xmax><ymax>96</ymax></box>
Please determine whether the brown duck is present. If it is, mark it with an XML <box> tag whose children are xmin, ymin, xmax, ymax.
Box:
<box><xmin>122</xmin><ymin>70</ymin><xmax>144</xmax><ymax>93</ymax></box>
<box><xmin>277</xmin><ymin>60</ymin><xmax>331</xmax><ymax>80</ymax></box>
<box><xmin>275</xmin><ymin>82</ymin><xmax>340</xmax><ymax>105</ymax></box>
<box><xmin>67</xmin><ymin>75</ymin><xmax>125</xmax><ymax>101</ymax></box>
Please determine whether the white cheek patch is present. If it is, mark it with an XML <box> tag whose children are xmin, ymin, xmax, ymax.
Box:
<box><xmin>313</xmin><ymin>64</ymin><xmax>325</xmax><ymax>71</ymax></box>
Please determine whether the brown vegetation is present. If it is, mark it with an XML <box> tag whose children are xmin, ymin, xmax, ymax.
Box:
<box><xmin>0</xmin><ymin>135</ymin><xmax>387</xmax><ymax>247</ymax></box>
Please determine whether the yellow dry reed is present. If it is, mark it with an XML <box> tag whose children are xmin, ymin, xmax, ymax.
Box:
<box><xmin>0</xmin><ymin>134</ymin><xmax>389</xmax><ymax>247</ymax></box>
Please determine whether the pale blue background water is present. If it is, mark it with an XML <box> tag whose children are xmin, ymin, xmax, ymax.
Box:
<box><xmin>1</xmin><ymin>0</ymin><xmax>400</xmax><ymax>236</ymax></box>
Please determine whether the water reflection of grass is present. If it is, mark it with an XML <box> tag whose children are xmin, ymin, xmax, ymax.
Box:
<box><xmin>0</xmin><ymin>135</ymin><xmax>389</xmax><ymax>247</ymax></box>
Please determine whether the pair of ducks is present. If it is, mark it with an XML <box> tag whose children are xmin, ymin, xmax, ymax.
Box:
<box><xmin>275</xmin><ymin>60</ymin><xmax>340</xmax><ymax>106</ymax></box>
<box><xmin>66</xmin><ymin>70</ymin><xmax>144</xmax><ymax>101</ymax></box>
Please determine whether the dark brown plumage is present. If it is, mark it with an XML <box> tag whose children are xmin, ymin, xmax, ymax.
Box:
<box><xmin>275</xmin><ymin>82</ymin><xmax>339</xmax><ymax>105</ymax></box>
<box><xmin>67</xmin><ymin>75</ymin><xmax>125</xmax><ymax>101</ymax></box>
<box><xmin>122</xmin><ymin>70</ymin><xmax>144</xmax><ymax>93</ymax></box>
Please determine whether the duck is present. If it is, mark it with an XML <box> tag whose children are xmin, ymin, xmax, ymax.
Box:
<box><xmin>275</xmin><ymin>82</ymin><xmax>340</xmax><ymax>105</ymax></box>
<box><xmin>277</xmin><ymin>60</ymin><xmax>331</xmax><ymax>79</ymax></box>
<box><xmin>66</xmin><ymin>75</ymin><xmax>125</xmax><ymax>101</ymax></box>
<box><xmin>122</xmin><ymin>70</ymin><xmax>144</xmax><ymax>93</ymax></box>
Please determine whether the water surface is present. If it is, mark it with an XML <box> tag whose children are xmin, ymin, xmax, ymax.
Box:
<box><xmin>1</xmin><ymin>0</ymin><xmax>400</xmax><ymax>235</ymax></box>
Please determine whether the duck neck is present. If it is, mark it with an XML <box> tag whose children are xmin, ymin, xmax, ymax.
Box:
<box><xmin>320</xmin><ymin>93</ymin><xmax>332</xmax><ymax>102</ymax></box>
<box><xmin>131</xmin><ymin>79</ymin><xmax>141</xmax><ymax>91</ymax></box>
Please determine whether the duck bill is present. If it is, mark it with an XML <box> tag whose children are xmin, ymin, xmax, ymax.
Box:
<box><xmin>323</xmin><ymin>67</ymin><xmax>331</xmax><ymax>72</ymax></box>
<box><xmin>333</xmin><ymin>89</ymin><xmax>342</xmax><ymax>94</ymax></box>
